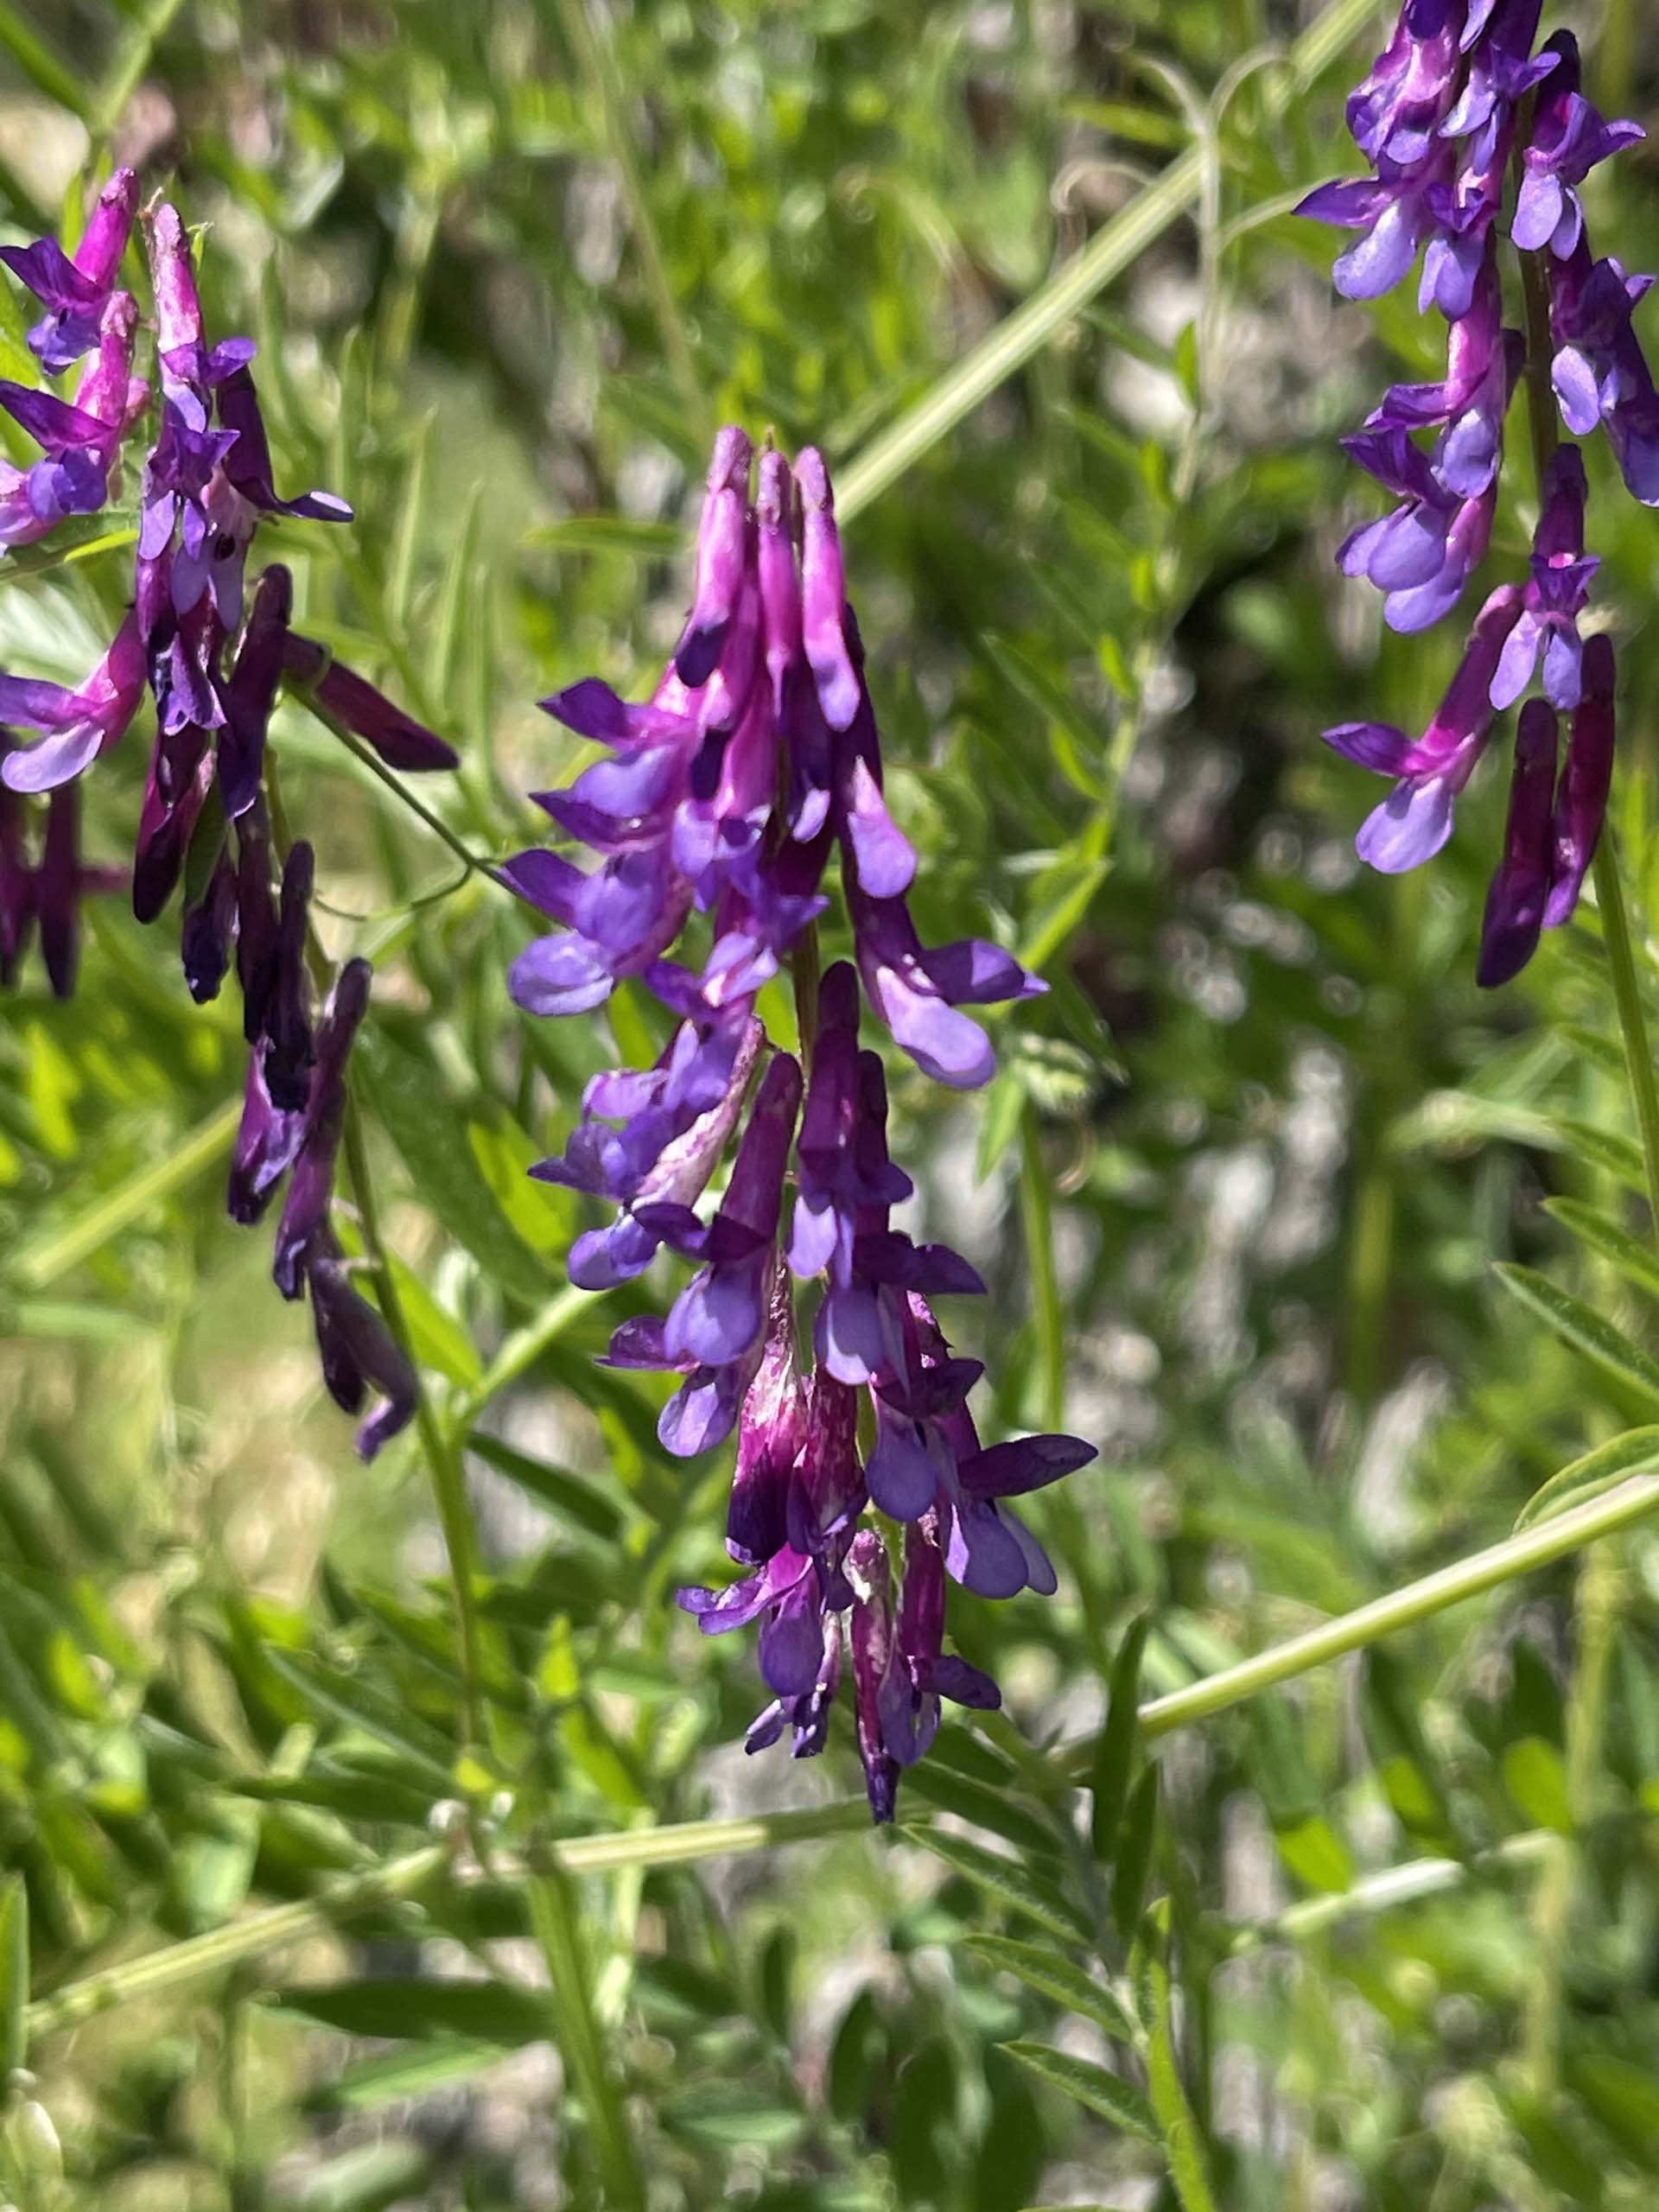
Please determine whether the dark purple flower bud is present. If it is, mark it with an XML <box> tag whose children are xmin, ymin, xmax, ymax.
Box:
<box><xmin>219</xmin><ymin>566</ymin><xmax>292</xmax><ymax>817</ymax></box>
<box><xmin>877</xmin><ymin>1518</ymin><xmax>1002</xmax><ymax>1772</ymax></box>
<box><xmin>272</xmin><ymin>957</ymin><xmax>370</xmax><ymax>1297</ymax></box>
<box><xmin>1477</xmin><ymin>697</ymin><xmax>1558</xmax><ymax>987</ymax></box>
<box><xmin>181</xmin><ymin>840</ymin><xmax>237</xmax><ymax>1003</ymax></box>
<box><xmin>280</xmin><ymin>631</ymin><xmax>457</xmax><ymax>773</ymax></box>
<box><xmin>263</xmin><ymin>840</ymin><xmax>317</xmax><ymax>1111</ymax></box>
<box><xmin>847</xmin><ymin>1529</ymin><xmax>899</xmax><ymax>1823</ymax></box>
<box><xmin>849</xmin><ymin>876</ymin><xmax>1043</xmax><ymax>1090</ymax></box>
<box><xmin>0</xmin><ymin>168</ymin><xmax>138</xmax><ymax>372</ymax></box>
<box><xmin>0</xmin><ymin>759</ymin><xmax>32</xmax><ymax>986</ymax></box>
<box><xmin>726</xmin><ymin>1270</ymin><xmax>809</xmax><ymax>1566</ymax></box>
<box><xmin>1543</xmin><ymin>629</ymin><xmax>1615</xmax><ymax>927</ymax></box>
<box><xmin>0</xmin><ymin>611</ymin><xmax>147</xmax><ymax>793</ymax></box>
<box><xmin>132</xmin><ymin>725</ymin><xmax>213</xmax><ymax>924</ymax></box>
<box><xmin>35</xmin><ymin>784</ymin><xmax>83</xmax><ymax>1000</ymax></box>
<box><xmin>305</xmin><ymin>1230</ymin><xmax>418</xmax><ymax>1461</ymax></box>
<box><xmin>234</xmin><ymin>804</ymin><xmax>279</xmax><ymax>1042</ymax></box>
<box><xmin>675</xmin><ymin>426</ymin><xmax>753</xmax><ymax>688</ymax></box>
<box><xmin>1490</xmin><ymin>443</ymin><xmax>1598</xmax><ymax>709</ymax></box>
<box><xmin>213</xmin><ymin>366</ymin><xmax>353</xmax><ymax>524</ymax></box>
<box><xmin>1324</xmin><ymin>582</ymin><xmax>1523</xmax><ymax>871</ymax></box>
<box><xmin>1512</xmin><ymin>35</ymin><xmax>1643</xmax><ymax>261</ymax></box>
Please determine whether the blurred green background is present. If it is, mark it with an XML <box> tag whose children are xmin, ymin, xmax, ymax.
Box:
<box><xmin>3</xmin><ymin>0</ymin><xmax>1659</xmax><ymax>2204</ymax></box>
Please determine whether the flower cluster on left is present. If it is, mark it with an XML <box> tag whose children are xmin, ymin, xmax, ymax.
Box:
<box><xmin>0</xmin><ymin>174</ymin><xmax>459</xmax><ymax>1457</ymax></box>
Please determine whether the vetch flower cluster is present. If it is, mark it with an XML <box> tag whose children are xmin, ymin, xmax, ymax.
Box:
<box><xmin>1300</xmin><ymin>3</ymin><xmax>1648</xmax><ymax>985</ymax></box>
<box><xmin>0</xmin><ymin>180</ymin><xmax>457</xmax><ymax>1456</ymax></box>
<box><xmin>508</xmin><ymin>429</ymin><xmax>1096</xmax><ymax>1820</ymax></box>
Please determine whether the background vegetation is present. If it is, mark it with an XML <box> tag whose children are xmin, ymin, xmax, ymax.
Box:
<box><xmin>3</xmin><ymin>0</ymin><xmax>1659</xmax><ymax>2204</ymax></box>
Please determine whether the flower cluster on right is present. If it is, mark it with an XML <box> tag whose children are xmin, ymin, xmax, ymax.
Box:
<box><xmin>1301</xmin><ymin>2</ymin><xmax>1649</xmax><ymax>985</ymax></box>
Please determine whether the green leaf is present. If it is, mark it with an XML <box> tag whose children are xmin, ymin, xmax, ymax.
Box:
<box><xmin>0</xmin><ymin>1872</ymin><xmax>27</xmax><ymax>2078</ymax></box>
<box><xmin>357</xmin><ymin>1033</ymin><xmax>550</xmax><ymax>1307</ymax></box>
<box><xmin>903</xmin><ymin>1763</ymin><xmax>1066</xmax><ymax>1859</ymax></box>
<box><xmin>276</xmin><ymin>1978</ymin><xmax>552</xmax><ymax>2044</ymax></box>
<box><xmin>1111</xmin><ymin>1764</ymin><xmax>1160</xmax><ymax>1944</ymax></box>
<box><xmin>1515</xmin><ymin>1427</ymin><xmax>1659</xmax><ymax>1531</ymax></box>
<box><xmin>1542</xmin><ymin>1199</ymin><xmax>1659</xmax><ymax>1304</ymax></box>
<box><xmin>1502</xmin><ymin>1735</ymin><xmax>1573</xmax><ymax>1835</ymax></box>
<box><xmin>1493</xmin><ymin>1264</ymin><xmax>1659</xmax><ymax>1403</ymax></box>
<box><xmin>1002</xmin><ymin>2042</ymin><xmax>1159</xmax><ymax>2143</ymax></box>
<box><xmin>968</xmin><ymin>1935</ymin><xmax>1137</xmax><ymax>2042</ymax></box>
<box><xmin>1145</xmin><ymin>1927</ymin><xmax>1218</xmax><ymax>2212</ymax></box>
<box><xmin>527</xmin><ymin>1866</ymin><xmax>646</xmax><ymax>2208</ymax></box>
<box><xmin>466</xmin><ymin>1432</ymin><xmax>624</xmax><ymax>1542</ymax></box>
<box><xmin>305</xmin><ymin>2040</ymin><xmax>501</xmax><ymax>2114</ymax></box>
<box><xmin>891</xmin><ymin>2039</ymin><xmax>958</xmax><ymax>2202</ymax></box>
<box><xmin>525</xmin><ymin>516</ymin><xmax>683</xmax><ymax>557</ymax></box>
<box><xmin>1273</xmin><ymin>1814</ymin><xmax>1355</xmax><ymax>1895</ymax></box>
<box><xmin>1091</xmin><ymin>1612</ymin><xmax>1150</xmax><ymax>1862</ymax></box>
<box><xmin>906</xmin><ymin>1827</ymin><xmax>1091</xmax><ymax>1947</ymax></box>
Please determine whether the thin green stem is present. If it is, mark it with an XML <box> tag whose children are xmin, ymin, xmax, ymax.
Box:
<box><xmin>1228</xmin><ymin>1828</ymin><xmax>1559</xmax><ymax>1955</ymax></box>
<box><xmin>23</xmin><ymin>1802</ymin><xmax>873</xmax><ymax>2043</ymax></box>
<box><xmin>834</xmin><ymin>0</ymin><xmax>1379</xmax><ymax>523</ymax></box>
<box><xmin>527</xmin><ymin>1864</ymin><xmax>646</xmax><ymax>2209</ymax></box>
<box><xmin>1126</xmin><ymin>1471</ymin><xmax>1659</xmax><ymax>1749</ymax></box>
<box><xmin>792</xmin><ymin>917</ymin><xmax>822</xmax><ymax>1062</ymax></box>
<box><xmin>10</xmin><ymin>1096</ymin><xmax>243</xmax><ymax>1293</ymax></box>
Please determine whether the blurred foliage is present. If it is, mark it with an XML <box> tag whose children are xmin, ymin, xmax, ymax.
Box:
<box><xmin>1</xmin><ymin>0</ymin><xmax>1659</xmax><ymax>2206</ymax></box>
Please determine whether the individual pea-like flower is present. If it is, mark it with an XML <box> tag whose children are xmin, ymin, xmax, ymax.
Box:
<box><xmin>0</xmin><ymin>290</ymin><xmax>146</xmax><ymax>545</ymax></box>
<box><xmin>512</xmin><ymin>427</ymin><xmax>1092</xmax><ymax>1817</ymax></box>
<box><xmin>0</xmin><ymin>168</ymin><xmax>139</xmax><ymax>373</ymax></box>
<box><xmin>1301</xmin><ymin>4</ymin><xmax>1652</xmax><ymax>981</ymax></box>
<box><xmin>0</xmin><ymin>611</ymin><xmax>147</xmax><ymax>793</ymax></box>
<box><xmin>0</xmin><ymin>778</ymin><xmax>120</xmax><ymax>1000</ymax></box>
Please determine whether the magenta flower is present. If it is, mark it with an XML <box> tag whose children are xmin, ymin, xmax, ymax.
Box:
<box><xmin>0</xmin><ymin>612</ymin><xmax>147</xmax><ymax>794</ymax></box>
<box><xmin>0</xmin><ymin>168</ymin><xmax>138</xmax><ymax>373</ymax></box>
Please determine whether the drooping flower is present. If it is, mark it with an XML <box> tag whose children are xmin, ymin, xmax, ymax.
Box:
<box><xmin>513</xmin><ymin>428</ymin><xmax>1091</xmax><ymax>1815</ymax></box>
<box><xmin>0</xmin><ymin>613</ymin><xmax>147</xmax><ymax>794</ymax></box>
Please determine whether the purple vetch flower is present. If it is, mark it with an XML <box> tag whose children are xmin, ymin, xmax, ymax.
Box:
<box><xmin>1476</xmin><ymin>696</ymin><xmax>1557</xmax><ymax>986</ymax></box>
<box><xmin>280</xmin><ymin>632</ymin><xmax>457</xmax><ymax>773</ymax></box>
<box><xmin>1489</xmin><ymin>443</ymin><xmax>1597</xmax><ymax>709</ymax></box>
<box><xmin>1345</xmin><ymin>0</ymin><xmax>1466</xmax><ymax>168</ymax></box>
<box><xmin>1543</xmin><ymin>628</ymin><xmax>1614</xmax><ymax>926</ymax></box>
<box><xmin>1511</xmin><ymin>35</ymin><xmax>1643</xmax><ymax>261</ymax></box>
<box><xmin>271</xmin><ymin>956</ymin><xmax>370</xmax><ymax>1298</ymax></box>
<box><xmin>511</xmin><ymin>428</ymin><xmax>1081</xmax><ymax>1816</ymax></box>
<box><xmin>1325</xmin><ymin>582</ymin><xmax>1522</xmax><ymax>873</ymax></box>
<box><xmin>35</xmin><ymin>784</ymin><xmax>98</xmax><ymax>999</ymax></box>
<box><xmin>0</xmin><ymin>611</ymin><xmax>147</xmax><ymax>794</ymax></box>
<box><xmin>262</xmin><ymin>838</ymin><xmax>318</xmax><ymax>1110</ymax></box>
<box><xmin>849</xmin><ymin>877</ymin><xmax>1042</xmax><ymax>1090</ymax></box>
<box><xmin>625</xmin><ymin>1050</ymin><xmax>804</xmax><ymax>1457</ymax></box>
<box><xmin>220</xmin><ymin>564</ymin><xmax>292</xmax><ymax>817</ymax></box>
<box><xmin>181</xmin><ymin>841</ymin><xmax>237</xmax><ymax>1003</ymax></box>
<box><xmin>535</xmin><ymin>1006</ymin><xmax>764</xmax><ymax>1291</ymax></box>
<box><xmin>0</xmin><ymin>168</ymin><xmax>139</xmax><ymax>373</ymax></box>
<box><xmin>227</xmin><ymin>1037</ymin><xmax>308</xmax><ymax>1226</ymax></box>
<box><xmin>306</xmin><ymin>1229</ymin><xmax>418</xmax><ymax>1461</ymax></box>
<box><xmin>132</xmin><ymin>721</ymin><xmax>213</xmax><ymax>925</ymax></box>
<box><xmin>1304</xmin><ymin>0</ymin><xmax>1650</xmax><ymax>982</ymax></box>
<box><xmin>0</xmin><ymin>289</ymin><xmax>146</xmax><ymax>545</ymax></box>
<box><xmin>1548</xmin><ymin>242</ymin><xmax>1659</xmax><ymax>506</ymax></box>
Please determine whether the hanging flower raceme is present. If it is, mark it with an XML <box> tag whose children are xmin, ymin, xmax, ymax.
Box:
<box><xmin>509</xmin><ymin>428</ymin><xmax>1096</xmax><ymax>1820</ymax></box>
<box><xmin>1300</xmin><ymin>3</ymin><xmax>1649</xmax><ymax>982</ymax></box>
<box><xmin>0</xmin><ymin>177</ymin><xmax>456</xmax><ymax>1463</ymax></box>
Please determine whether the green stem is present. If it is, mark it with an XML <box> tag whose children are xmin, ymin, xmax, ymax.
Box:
<box><xmin>10</xmin><ymin>1096</ymin><xmax>243</xmax><ymax>1293</ymax></box>
<box><xmin>1229</xmin><ymin>1827</ymin><xmax>1559</xmax><ymax>1955</ymax></box>
<box><xmin>833</xmin><ymin>0</ymin><xmax>1379</xmax><ymax>523</ymax></box>
<box><xmin>1589</xmin><ymin>837</ymin><xmax>1659</xmax><ymax>1236</ymax></box>
<box><xmin>1126</xmin><ymin>1470</ymin><xmax>1659</xmax><ymax>1749</ymax></box>
<box><xmin>24</xmin><ymin>1802</ymin><xmax>874</xmax><ymax>2042</ymax></box>
<box><xmin>527</xmin><ymin>1864</ymin><xmax>646</xmax><ymax>2210</ymax></box>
